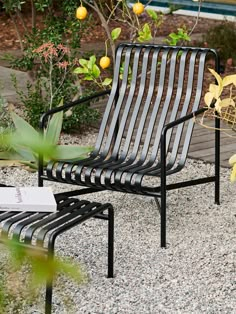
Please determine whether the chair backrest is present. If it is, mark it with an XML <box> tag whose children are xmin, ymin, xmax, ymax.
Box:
<box><xmin>93</xmin><ymin>43</ymin><xmax>219</xmax><ymax>169</ymax></box>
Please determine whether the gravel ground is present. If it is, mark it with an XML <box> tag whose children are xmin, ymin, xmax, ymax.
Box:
<box><xmin>0</xmin><ymin>130</ymin><xmax>235</xmax><ymax>314</ymax></box>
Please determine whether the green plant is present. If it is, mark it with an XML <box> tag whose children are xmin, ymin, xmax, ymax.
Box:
<box><xmin>203</xmin><ymin>22</ymin><xmax>236</xmax><ymax>64</ymax></box>
<box><xmin>164</xmin><ymin>27</ymin><xmax>191</xmax><ymax>46</ymax></box>
<box><xmin>0</xmin><ymin>94</ymin><xmax>13</xmax><ymax>131</ymax></box>
<box><xmin>74</xmin><ymin>55</ymin><xmax>112</xmax><ymax>89</ymax></box>
<box><xmin>1</xmin><ymin>0</ymin><xmax>99</xmax><ymax>132</ymax></box>
<box><xmin>74</xmin><ymin>1</ymin><xmax>198</xmax><ymax>91</ymax></box>
<box><xmin>0</xmin><ymin>91</ymin><xmax>14</xmax><ymax>155</ymax></box>
<box><xmin>12</xmin><ymin>41</ymin><xmax>99</xmax><ymax>132</ymax></box>
<box><xmin>3</xmin><ymin>1</ymin><xmax>202</xmax><ymax>132</ymax></box>
<box><xmin>0</xmin><ymin>109</ymin><xmax>93</xmax><ymax>170</ymax></box>
<box><xmin>1</xmin><ymin>0</ymin><xmax>89</xmax><ymax>52</ymax></box>
<box><xmin>81</xmin><ymin>1</ymin><xmax>164</xmax><ymax>67</ymax></box>
<box><xmin>12</xmin><ymin>75</ymin><xmax>49</xmax><ymax>128</ymax></box>
<box><xmin>137</xmin><ymin>23</ymin><xmax>152</xmax><ymax>42</ymax></box>
<box><xmin>0</xmin><ymin>239</ymin><xmax>85</xmax><ymax>312</ymax></box>
<box><xmin>63</xmin><ymin>101</ymin><xmax>100</xmax><ymax>131</ymax></box>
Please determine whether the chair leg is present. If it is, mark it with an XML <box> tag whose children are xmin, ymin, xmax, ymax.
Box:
<box><xmin>215</xmin><ymin>117</ymin><xmax>220</xmax><ymax>205</ymax></box>
<box><xmin>215</xmin><ymin>149</ymin><xmax>220</xmax><ymax>205</ymax></box>
<box><xmin>45</xmin><ymin>249</ymin><xmax>54</xmax><ymax>314</ymax></box>
<box><xmin>215</xmin><ymin>164</ymin><xmax>220</xmax><ymax>205</ymax></box>
<box><xmin>107</xmin><ymin>206</ymin><xmax>114</xmax><ymax>278</ymax></box>
<box><xmin>38</xmin><ymin>175</ymin><xmax>44</xmax><ymax>187</ymax></box>
<box><xmin>45</xmin><ymin>278</ymin><xmax>53</xmax><ymax>314</ymax></box>
<box><xmin>160</xmin><ymin>193</ymin><xmax>166</xmax><ymax>248</ymax></box>
<box><xmin>154</xmin><ymin>196</ymin><xmax>166</xmax><ymax>248</ymax></box>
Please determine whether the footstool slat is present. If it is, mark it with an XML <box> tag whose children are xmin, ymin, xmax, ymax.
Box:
<box><xmin>1</xmin><ymin>212</ymin><xmax>36</xmax><ymax>235</ymax></box>
<box><xmin>35</xmin><ymin>202</ymin><xmax>105</xmax><ymax>245</ymax></box>
<box><xmin>0</xmin><ymin>211</ymin><xmax>20</xmax><ymax>220</ymax></box>
<box><xmin>23</xmin><ymin>203</ymin><xmax>86</xmax><ymax>243</ymax></box>
<box><xmin>11</xmin><ymin>213</ymin><xmax>49</xmax><ymax>241</ymax></box>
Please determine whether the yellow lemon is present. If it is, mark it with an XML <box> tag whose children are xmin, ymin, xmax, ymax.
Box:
<box><xmin>133</xmin><ymin>2</ymin><xmax>144</xmax><ymax>15</ymax></box>
<box><xmin>100</xmin><ymin>56</ymin><xmax>111</xmax><ymax>69</ymax></box>
<box><xmin>76</xmin><ymin>6</ymin><xmax>88</xmax><ymax>20</ymax></box>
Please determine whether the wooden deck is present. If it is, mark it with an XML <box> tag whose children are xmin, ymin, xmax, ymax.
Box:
<box><xmin>190</xmin><ymin>120</ymin><xmax>236</xmax><ymax>168</ymax></box>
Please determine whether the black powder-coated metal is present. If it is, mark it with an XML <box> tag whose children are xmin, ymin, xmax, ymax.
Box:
<box><xmin>0</xmin><ymin>196</ymin><xmax>114</xmax><ymax>314</ymax></box>
<box><xmin>38</xmin><ymin>43</ymin><xmax>220</xmax><ymax>248</ymax></box>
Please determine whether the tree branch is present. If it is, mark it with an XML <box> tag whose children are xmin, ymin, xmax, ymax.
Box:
<box><xmin>9</xmin><ymin>12</ymin><xmax>24</xmax><ymax>52</ymax></box>
<box><xmin>31</xmin><ymin>0</ymin><xmax>36</xmax><ymax>29</ymax></box>
<box><xmin>188</xmin><ymin>0</ymin><xmax>202</xmax><ymax>37</ymax></box>
<box><xmin>15</xmin><ymin>8</ymin><xmax>28</xmax><ymax>35</ymax></box>
<box><xmin>83</xmin><ymin>0</ymin><xmax>116</xmax><ymax>66</ymax></box>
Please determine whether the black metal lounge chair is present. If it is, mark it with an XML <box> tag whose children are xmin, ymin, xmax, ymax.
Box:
<box><xmin>38</xmin><ymin>43</ymin><xmax>220</xmax><ymax>248</ymax></box>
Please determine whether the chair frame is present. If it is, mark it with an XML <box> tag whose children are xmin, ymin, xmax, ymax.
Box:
<box><xmin>38</xmin><ymin>43</ymin><xmax>220</xmax><ymax>248</ymax></box>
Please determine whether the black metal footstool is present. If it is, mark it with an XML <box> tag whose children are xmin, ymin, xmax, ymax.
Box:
<box><xmin>0</xmin><ymin>193</ymin><xmax>114</xmax><ymax>314</ymax></box>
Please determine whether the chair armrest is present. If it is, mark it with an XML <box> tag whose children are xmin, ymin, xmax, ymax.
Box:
<box><xmin>39</xmin><ymin>89</ymin><xmax>111</xmax><ymax>130</ymax></box>
<box><xmin>161</xmin><ymin>106</ymin><xmax>208</xmax><ymax>151</ymax></box>
<box><xmin>159</xmin><ymin>107</ymin><xmax>208</xmax><ymax>180</ymax></box>
<box><xmin>161</xmin><ymin>106</ymin><xmax>207</xmax><ymax>136</ymax></box>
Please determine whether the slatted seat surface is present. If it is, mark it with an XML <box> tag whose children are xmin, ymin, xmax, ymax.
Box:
<box><xmin>44</xmin><ymin>43</ymin><xmax>217</xmax><ymax>196</ymax></box>
<box><xmin>0</xmin><ymin>195</ymin><xmax>111</xmax><ymax>248</ymax></box>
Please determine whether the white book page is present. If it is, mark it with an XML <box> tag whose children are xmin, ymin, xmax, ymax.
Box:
<box><xmin>0</xmin><ymin>187</ymin><xmax>57</xmax><ymax>212</ymax></box>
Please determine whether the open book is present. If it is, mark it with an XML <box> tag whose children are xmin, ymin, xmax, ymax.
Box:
<box><xmin>0</xmin><ymin>187</ymin><xmax>57</xmax><ymax>212</ymax></box>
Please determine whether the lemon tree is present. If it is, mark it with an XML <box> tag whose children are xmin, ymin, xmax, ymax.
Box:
<box><xmin>75</xmin><ymin>0</ymin><xmax>193</xmax><ymax>90</ymax></box>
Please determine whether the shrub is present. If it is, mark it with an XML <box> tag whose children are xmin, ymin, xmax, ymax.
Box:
<box><xmin>203</xmin><ymin>22</ymin><xmax>236</xmax><ymax>64</ymax></box>
<box><xmin>1</xmin><ymin>0</ymin><xmax>99</xmax><ymax>132</ymax></box>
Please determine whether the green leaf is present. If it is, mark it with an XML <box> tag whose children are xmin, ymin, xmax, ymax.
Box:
<box><xmin>111</xmin><ymin>27</ymin><xmax>121</xmax><ymax>41</ymax></box>
<box><xmin>88</xmin><ymin>55</ymin><xmax>96</xmax><ymax>70</ymax></box>
<box><xmin>84</xmin><ymin>75</ymin><xmax>94</xmax><ymax>81</ymax></box>
<box><xmin>165</xmin><ymin>28</ymin><xmax>190</xmax><ymax>46</ymax></box>
<box><xmin>52</xmin><ymin>145</ymin><xmax>93</xmax><ymax>161</ymax></box>
<box><xmin>54</xmin><ymin>258</ymin><xmax>86</xmax><ymax>283</ymax></box>
<box><xmin>9</xmin><ymin>131</ymin><xmax>39</xmax><ymax>155</ymax></box>
<box><xmin>92</xmin><ymin>64</ymin><xmax>101</xmax><ymax>78</ymax></box>
<box><xmin>30</xmin><ymin>254</ymin><xmax>86</xmax><ymax>286</ymax></box>
<box><xmin>11</xmin><ymin>112</ymin><xmax>38</xmax><ymax>138</ymax></box>
<box><xmin>0</xmin><ymin>159</ymin><xmax>23</xmax><ymax>167</ymax></box>
<box><xmin>169</xmin><ymin>33</ymin><xmax>179</xmax><ymax>39</ymax></box>
<box><xmin>5</xmin><ymin>239</ymin><xmax>28</xmax><ymax>268</ymax></box>
<box><xmin>78</xmin><ymin>58</ymin><xmax>88</xmax><ymax>67</ymax></box>
<box><xmin>102</xmin><ymin>78</ymin><xmax>112</xmax><ymax>86</ymax></box>
<box><xmin>45</xmin><ymin>110</ymin><xmax>63</xmax><ymax>145</ymax></box>
<box><xmin>138</xmin><ymin>23</ymin><xmax>152</xmax><ymax>42</ymax></box>
<box><xmin>0</xmin><ymin>145</ymin><xmax>36</xmax><ymax>163</ymax></box>
<box><xmin>146</xmin><ymin>9</ymin><xmax>158</xmax><ymax>21</ymax></box>
<box><xmin>73</xmin><ymin>67</ymin><xmax>89</xmax><ymax>74</ymax></box>
<box><xmin>0</xmin><ymin>110</ymin><xmax>93</xmax><ymax>171</ymax></box>
<box><xmin>11</xmin><ymin>146</ymin><xmax>36</xmax><ymax>162</ymax></box>
<box><xmin>90</xmin><ymin>55</ymin><xmax>96</xmax><ymax>64</ymax></box>
<box><xmin>10</xmin><ymin>132</ymin><xmax>55</xmax><ymax>160</ymax></box>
